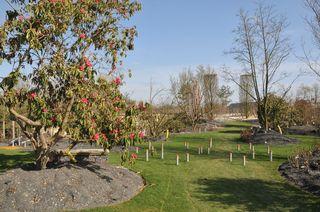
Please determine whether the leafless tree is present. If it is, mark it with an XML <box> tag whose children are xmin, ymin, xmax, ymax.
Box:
<box><xmin>303</xmin><ymin>0</ymin><xmax>320</xmax><ymax>78</ymax></box>
<box><xmin>225</xmin><ymin>4</ymin><xmax>292</xmax><ymax>130</ymax></box>
<box><xmin>170</xmin><ymin>69</ymin><xmax>202</xmax><ymax>131</ymax></box>
<box><xmin>196</xmin><ymin>65</ymin><xmax>219</xmax><ymax>120</ymax></box>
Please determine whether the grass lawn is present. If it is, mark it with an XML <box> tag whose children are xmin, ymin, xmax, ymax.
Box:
<box><xmin>1</xmin><ymin>122</ymin><xmax>320</xmax><ymax>211</ymax></box>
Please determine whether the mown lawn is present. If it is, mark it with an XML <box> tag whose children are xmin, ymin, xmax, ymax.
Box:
<box><xmin>1</xmin><ymin>122</ymin><xmax>320</xmax><ymax>211</ymax></box>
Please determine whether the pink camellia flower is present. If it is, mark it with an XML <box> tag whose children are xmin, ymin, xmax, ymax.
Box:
<box><xmin>131</xmin><ymin>153</ymin><xmax>138</xmax><ymax>159</ymax></box>
<box><xmin>138</xmin><ymin>131</ymin><xmax>145</xmax><ymax>138</ymax></box>
<box><xmin>93</xmin><ymin>133</ymin><xmax>100</xmax><ymax>141</ymax></box>
<box><xmin>51</xmin><ymin>117</ymin><xmax>56</xmax><ymax>123</ymax></box>
<box><xmin>85</xmin><ymin>58</ymin><xmax>92</xmax><ymax>67</ymax></box>
<box><xmin>18</xmin><ymin>15</ymin><xmax>24</xmax><ymax>21</ymax></box>
<box><xmin>30</xmin><ymin>92</ymin><xmax>36</xmax><ymax>99</ymax></box>
<box><xmin>79</xmin><ymin>33</ymin><xmax>86</xmax><ymax>39</ymax></box>
<box><xmin>79</xmin><ymin>65</ymin><xmax>85</xmax><ymax>71</ymax></box>
<box><xmin>129</xmin><ymin>133</ymin><xmax>135</xmax><ymax>140</ymax></box>
<box><xmin>42</xmin><ymin>108</ymin><xmax>48</xmax><ymax>113</ymax></box>
<box><xmin>114</xmin><ymin>77</ymin><xmax>121</xmax><ymax>85</ymax></box>
<box><xmin>81</xmin><ymin>98</ymin><xmax>89</xmax><ymax>104</ymax></box>
<box><xmin>102</xmin><ymin>133</ymin><xmax>107</xmax><ymax>141</ymax></box>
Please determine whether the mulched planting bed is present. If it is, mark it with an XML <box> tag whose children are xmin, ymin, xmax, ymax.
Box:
<box><xmin>0</xmin><ymin>161</ymin><xmax>144</xmax><ymax>211</ymax></box>
<box><xmin>243</xmin><ymin>128</ymin><xmax>298</xmax><ymax>145</ymax></box>
<box><xmin>279</xmin><ymin>148</ymin><xmax>320</xmax><ymax>196</ymax></box>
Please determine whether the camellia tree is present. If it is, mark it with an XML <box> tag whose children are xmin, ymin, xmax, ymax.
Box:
<box><xmin>0</xmin><ymin>0</ymin><xmax>142</xmax><ymax>169</ymax></box>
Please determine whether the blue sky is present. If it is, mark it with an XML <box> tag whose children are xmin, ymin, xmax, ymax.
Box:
<box><xmin>0</xmin><ymin>0</ymin><xmax>318</xmax><ymax>102</ymax></box>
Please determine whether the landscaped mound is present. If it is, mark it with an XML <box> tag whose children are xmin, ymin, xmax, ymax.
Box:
<box><xmin>241</xmin><ymin>127</ymin><xmax>298</xmax><ymax>145</ymax></box>
<box><xmin>279</xmin><ymin>146</ymin><xmax>320</xmax><ymax>196</ymax></box>
<box><xmin>0</xmin><ymin>161</ymin><xmax>144</xmax><ymax>211</ymax></box>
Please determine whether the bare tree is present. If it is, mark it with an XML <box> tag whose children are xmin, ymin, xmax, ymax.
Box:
<box><xmin>197</xmin><ymin>65</ymin><xmax>219</xmax><ymax>120</ymax></box>
<box><xmin>303</xmin><ymin>0</ymin><xmax>320</xmax><ymax>78</ymax></box>
<box><xmin>239</xmin><ymin>74</ymin><xmax>254</xmax><ymax>118</ymax></box>
<box><xmin>226</xmin><ymin>4</ymin><xmax>291</xmax><ymax>130</ymax></box>
<box><xmin>170</xmin><ymin>69</ymin><xmax>202</xmax><ymax>131</ymax></box>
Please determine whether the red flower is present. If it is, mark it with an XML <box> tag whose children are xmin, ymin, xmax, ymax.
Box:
<box><xmin>81</xmin><ymin>98</ymin><xmax>89</xmax><ymax>104</ymax></box>
<box><xmin>42</xmin><ymin>108</ymin><xmax>48</xmax><ymax>113</ymax></box>
<box><xmin>30</xmin><ymin>92</ymin><xmax>37</xmax><ymax>99</ymax></box>
<box><xmin>138</xmin><ymin>131</ymin><xmax>145</xmax><ymax>138</ymax></box>
<box><xmin>93</xmin><ymin>133</ymin><xmax>100</xmax><ymax>141</ymax></box>
<box><xmin>114</xmin><ymin>77</ymin><xmax>121</xmax><ymax>85</ymax></box>
<box><xmin>102</xmin><ymin>133</ymin><xmax>107</xmax><ymax>141</ymax></box>
<box><xmin>129</xmin><ymin>133</ymin><xmax>135</xmax><ymax>140</ymax></box>
<box><xmin>79</xmin><ymin>33</ymin><xmax>86</xmax><ymax>39</ymax></box>
<box><xmin>18</xmin><ymin>15</ymin><xmax>24</xmax><ymax>21</ymax></box>
<box><xmin>51</xmin><ymin>117</ymin><xmax>56</xmax><ymax>123</ymax></box>
<box><xmin>84</xmin><ymin>58</ymin><xmax>92</xmax><ymax>67</ymax></box>
<box><xmin>80</xmin><ymin>8</ymin><xmax>85</xmax><ymax>14</ymax></box>
<box><xmin>79</xmin><ymin>65</ymin><xmax>85</xmax><ymax>71</ymax></box>
<box><xmin>131</xmin><ymin>153</ymin><xmax>138</xmax><ymax>159</ymax></box>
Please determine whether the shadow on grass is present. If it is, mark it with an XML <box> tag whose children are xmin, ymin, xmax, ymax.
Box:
<box><xmin>194</xmin><ymin>178</ymin><xmax>320</xmax><ymax>211</ymax></box>
<box><xmin>218</xmin><ymin>130</ymin><xmax>242</xmax><ymax>134</ymax></box>
<box><xmin>0</xmin><ymin>152</ymin><xmax>34</xmax><ymax>173</ymax></box>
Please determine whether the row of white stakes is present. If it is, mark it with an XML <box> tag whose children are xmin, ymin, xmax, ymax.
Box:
<box><xmin>136</xmin><ymin>140</ymin><xmax>273</xmax><ymax>166</ymax></box>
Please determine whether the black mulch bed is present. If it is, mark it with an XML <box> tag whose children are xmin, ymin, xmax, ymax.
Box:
<box><xmin>248</xmin><ymin>128</ymin><xmax>298</xmax><ymax>145</ymax></box>
<box><xmin>0</xmin><ymin>161</ymin><xmax>145</xmax><ymax>212</ymax></box>
<box><xmin>279</xmin><ymin>149</ymin><xmax>320</xmax><ymax>196</ymax></box>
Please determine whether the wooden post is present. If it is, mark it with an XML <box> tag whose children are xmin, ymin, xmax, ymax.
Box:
<box><xmin>198</xmin><ymin>147</ymin><xmax>201</xmax><ymax>155</ymax></box>
<box><xmin>229</xmin><ymin>152</ymin><xmax>233</xmax><ymax>162</ymax></box>
<box><xmin>161</xmin><ymin>142</ymin><xmax>164</xmax><ymax>159</ymax></box>
<box><xmin>243</xmin><ymin>155</ymin><xmax>246</xmax><ymax>166</ymax></box>
<box><xmin>176</xmin><ymin>154</ymin><xmax>179</xmax><ymax>165</ymax></box>
<box><xmin>186</xmin><ymin>153</ymin><xmax>190</xmax><ymax>162</ymax></box>
<box><xmin>237</xmin><ymin>144</ymin><xmax>241</xmax><ymax>151</ymax></box>
<box><xmin>209</xmin><ymin>138</ymin><xmax>213</xmax><ymax>148</ymax></box>
<box><xmin>270</xmin><ymin>150</ymin><xmax>273</xmax><ymax>162</ymax></box>
<box><xmin>165</xmin><ymin>129</ymin><xmax>169</xmax><ymax>141</ymax></box>
<box><xmin>267</xmin><ymin>145</ymin><xmax>270</xmax><ymax>154</ymax></box>
<box><xmin>148</xmin><ymin>141</ymin><xmax>151</xmax><ymax>150</ymax></box>
<box><xmin>2</xmin><ymin>116</ymin><xmax>5</xmax><ymax>140</ymax></box>
<box><xmin>249</xmin><ymin>143</ymin><xmax>252</xmax><ymax>151</ymax></box>
<box><xmin>252</xmin><ymin>145</ymin><xmax>255</xmax><ymax>152</ymax></box>
<box><xmin>207</xmin><ymin>147</ymin><xmax>210</xmax><ymax>155</ymax></box>
<box><xmin>135</xmin><ymin>146</ymin><xmax>139</xmax><ymax>154</ymax></box>
<box><xmin>200</xmin><ymin>146</ymin><xmax>203</xmax><ymax>154</ymax></box>
<box><xmin>252</xmin><ymin>151</ymin><xmax>255</xmax><ymax>159</ymax></box>
<box><xmin>146</xmin><ymin>149</ymin><xmax>149</xmax><ymax>161</ymax></box>
<box><xmin>184</xmin><ymin>141</ymin><xmax>187</xmax><ymax>147</ymax></box>
<box><xmin>12</xmin><ymin>121</ymin><xmax>15</xmax><ymax>139</ymax></box>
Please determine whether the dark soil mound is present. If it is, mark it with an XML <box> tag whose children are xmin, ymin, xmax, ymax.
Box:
<box><xmin>0</xmin><ymin>161</ymin><xmax>144</xmax><ymax>212</ymax></box>
<box><xmin>286</xmin><ymin>125</ymin><xmax>319</xmax><ymax>136</ymax></box>
<box><xmin>279</xmin><ymin>148</ymin><xmax>320</xmax><ymax>196</ymax></box>
<box><xmin>245</xmin><ymin>128</ymin><xmax>298</xmax><ymax>145</ymax></box>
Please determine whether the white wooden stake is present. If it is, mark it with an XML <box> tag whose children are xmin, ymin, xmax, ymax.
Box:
<box><xmin>184</xmin><ymin>141</ymin><xmax>187</xmax><ymax>147</ymax></box>
<box><xmin>209</xmin><ymin>138</ymin><xmax>213</xmax><ymax>148</ymax></box>
<box><xmin>249</xmin><ymin>143</ymin><xmax>252</xmax><ymax>150</ymax></box>
<box><xmin>176</xmin><ymin>154</ymin><xmax>179</xmax><ymax>165</ymax></box>
<box><xmin>200</xmin><ymin>146</ymin><xmax>203</xmax><ymax>154</ymax></box>
<box><xmin>161</xmin><ymin>142</ymin><xmax>164</xmax><ymax>159</ymax></box>
<box><xmin>186</xmin><ymin>153</ymin><xmax>190</xmax><ymax>162</ymax></box>
<box><xmin>207</xmin><ymin>147</ymin><xmax>210</xmax><ymax>155</ymax></box>
<box><xmin>252</xmin><ymin>151</ymin><xmax>255</xmax><ymax>159</ymax></box>
<box><xmin>252</xmin><ymin>145</ymin><xmax>255</xmax><ymax>152</ymax></box>
<box><xmin>198</xmin><ymin>147</ymin><xmax>201</xmax><ymax>155</ymax></box>
<box><xmin>243</xmin><ymin>155</ymin><xmax>246</xmax><ymax>166</ymax></box>
<box><xmin>267</xmin><ymin>145</ymin><xmax>270</xmax><ymax>154</ymax></box>
<box><xmin>237</xmin><ymin>144</ymin><xmax>241</xmax><ymax>151</ymax></box>
<box><xmin>229</xmin><ymin>152</ymin><xmax>233</xmax><ymax>162</ymax></box>
<box><xmin>270</xmin><ymin>150</ymin><xmax>273</xmax><ymax>162</ymax></box>
<box><xmin>146</xmin><ymin>149</ymin><xmax>149</xmax><ymax>162</ymax></box>
<box><xmin>148</xmin><ymin>141</ymin><xmax>151</xmax><ymax>150</ymax></box>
